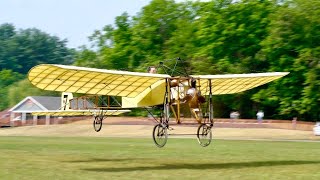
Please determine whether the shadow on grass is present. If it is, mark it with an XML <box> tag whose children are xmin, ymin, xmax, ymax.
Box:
<box><xmin>82</xmin><ymin>160</ymin><xmax>320</xmax><ymax>172</ymax></box>
<box><xmin>64</xmin><ymin>158</ymin><xmax>148</xmax><ymax>163</ymax></box>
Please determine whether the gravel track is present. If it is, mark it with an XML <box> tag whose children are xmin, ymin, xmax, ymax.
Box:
<box><xmin>0</xmin><ymin>117</ymin><xmax>319</xmax><ymax>141</ymax></box>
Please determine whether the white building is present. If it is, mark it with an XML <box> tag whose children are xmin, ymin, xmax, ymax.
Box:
<box><xmin>9</xmin><ymin>96</ymin><xmax>61</xmax><ymax>126</ymax></box>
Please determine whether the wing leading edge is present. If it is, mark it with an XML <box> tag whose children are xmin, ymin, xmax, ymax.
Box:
<box><xmin>28</xmin><ymin>64</ymin><xmax>170</xmax><ymax>98</ymax></box>
<box><xmin>191</xmin><ymin>72</ymin><xmax>289</xmax><ymax>95</ymax></box>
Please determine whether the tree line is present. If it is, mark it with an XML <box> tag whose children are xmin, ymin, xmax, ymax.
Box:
<box><xmin>1</xmin><ymin>0</ymin><xmax>319</xmax><ymax>121</ymax></box>
<box><xmin>0</xmin><ymin>23</ymin><xmax>72</xmax><ymax>109</ymax></box>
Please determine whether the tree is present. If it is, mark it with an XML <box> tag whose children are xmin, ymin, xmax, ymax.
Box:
<box><xmin>0</xmin><ymin>70</ymin><xmax>24</xmax><ymax>110</ymax></box>
<box><xmin>193</xmin><ymin>0</ymin><xmax>275</xmax><ymax>74</ymax></box>
<box><xmin>0</xmin><ymin>24</ymin><xmax>74</xmax><ymax>74</ymax></box>
<box><xmin>0</xmin><ymin>23</ymin><xmax>18</xmax><ymax>70</ymax></box>
<box><xmin>77</xmin><ymin>13</ymin><xmax>133</xmax><ymax>70</ymax></box>
<box><xmin>189</xmin><ymin>0</ymin><xmax>277</xmax><ymax>118</ymax></box>
<box><xmin>129</xmin><ymin>0</ymin><xmax>180</xmax><ymax>69</ymax></box>
<box><xmin>7</xmin><ymin>79</ymin><xmax>59</xmax><ymax>108</ymax></box>
<box><xmin>0</xmin><ymin>23</ymin><xmax>15</xmax><ymax>40</ymax></box>
<box><xmin>0</xmin><ymin>24</ymin><xmax>74</xmax><ymax>110</ymax></box>
<box><xmin>257</xmin><ymin>0</ymin><xmax>320</xmax><ymax>120</ymax></box>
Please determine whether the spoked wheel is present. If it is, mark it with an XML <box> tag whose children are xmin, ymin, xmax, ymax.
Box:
<box><xmin>152</xmin><ymin>123</ymin><xmax>168</xmax><ymax>148</ymax></box>
<box><xmin>93</xmin><ymin>116</ymin><xmax>103</xmax><ymax>132</ymax></box>
<box><xmin>197</xmin><ymin>123</ymin><xmax>212</xmax><ymax>147</ymax></box>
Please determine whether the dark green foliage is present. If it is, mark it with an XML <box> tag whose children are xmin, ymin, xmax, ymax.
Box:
<box><xmin>0</xmin><ymin>70</ymin><xmax>24</xmax><ymax>110</ymax></box>
<box><xmin>257</xmin><ymin>0</ymin><xmax>320</xmax><ymax>120</ymax></box>
<box><xmin>7</xmin><ymin>79</ymin><xmax>59</xmax><ymax>107</ymax></box>
<box><xmin>0</xmin><ymin>23</ymin><xmax>73</xmax><ymax>74</ymax></box>
<box><xmin>0</xmin><ymin>23</ymin><xmax>74</xmax><ymax>110</ymax></box>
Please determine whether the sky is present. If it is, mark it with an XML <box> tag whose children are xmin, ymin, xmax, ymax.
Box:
<box><xmin>0</xmin><ymin>0</ymin><xmax>152</xmax><ymax>48</ymax></box>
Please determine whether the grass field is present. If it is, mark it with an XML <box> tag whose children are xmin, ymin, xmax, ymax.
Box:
<box><xmin>0</xmin><ymin>136</ymin><xmax>320</xmax><ymax>179</ymax></box>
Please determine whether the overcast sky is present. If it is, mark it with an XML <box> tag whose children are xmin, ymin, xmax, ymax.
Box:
<box><xmin>0</xmin><ymin>0</ymin><xmax>152</xmax><ymax>48</ymax></box>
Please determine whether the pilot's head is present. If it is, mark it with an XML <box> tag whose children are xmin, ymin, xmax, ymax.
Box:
<box><xmin>147</xmin><ymin>66</ymin><xmax>157</xmax><ymax>74</ymax></box>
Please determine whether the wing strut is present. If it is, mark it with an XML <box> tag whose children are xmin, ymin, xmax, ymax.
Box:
<box><xmin>208</xmin><ymin>79</ymin><xmax>213</xmax><ymax>125</ymax></box>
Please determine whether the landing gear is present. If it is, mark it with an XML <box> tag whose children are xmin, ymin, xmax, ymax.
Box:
<box><xmin>151</xmin><ymin>78</ymin><xmax>215</xmax><ymax>148</ymax></box>
<box><xmin>93</xmin><ymin>115</ymin><xmax>103</xmax><ymax>132</ymax></box>
<box><xmin>152</xmin><ymin>123</ymin><xmax>168</xmax><ymax>148</ymax></box>
<box><xmin>197</xmin><ymin>123</ymin><xmax>212</xmax><ymax>147</ymax></box>
<box><xmin>152</xmin><ymin>80</ymin><xmax>170</xmax><ymax>148</ymax></box>
<box><xmin>196</xmin><ymin>78</ymin><xmax>214</xmax><ymax>147</ymax></box>
<box><xmin>152</xmin><ymin>110</ymin><xmax>169</xmax><ymax>148</ymax></box>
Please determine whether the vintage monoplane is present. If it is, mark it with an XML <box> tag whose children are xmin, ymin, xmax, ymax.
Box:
<box><xmin>28</xmin><ymin>58</ymin><xmax>289</xmax><ymax>147</ymax></box>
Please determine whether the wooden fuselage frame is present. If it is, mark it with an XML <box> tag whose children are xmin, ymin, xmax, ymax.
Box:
<box><xmin>68</xmin><ymin>95</ymin><xmax>122</xmax><ymax>110</ymax></box>
<box><xmin>164</xmin><ymin>77</ymin><xmax>214</xmax><ymax>124</ymax></box>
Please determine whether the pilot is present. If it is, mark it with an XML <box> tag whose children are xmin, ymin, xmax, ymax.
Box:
<box><xmin>181</xmin><ymin>79</ymin><xmax>196</xmax><ymax>103</ymax></box>
<box><xmin>183</xmin><ymin>79</ymin><xmax>205</xmax><ymax>105</ymax></box>
<box><xmin>186</xmin><ymin>79</ymin><xmax>197</xmax><ymax>96</ymax></box>
<box><xmin>147</xmin><ymin>66</ymin><xmax>157</xmax><ymax>74</ymax></box>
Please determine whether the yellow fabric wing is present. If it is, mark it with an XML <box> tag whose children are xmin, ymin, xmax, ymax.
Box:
<box><xmin>32</xmin><ymin>109</ymin><xmax>130</xmax><ymax>116</ymax></box>
<box><xmin>191</xmin><ymin>72</ymin><xmax>289</xmax><ymax>95</ymax></box>
<box><xmin>28</xmin><ymin>64</ymin><xmax>170</xmax><ymax>98</ymax></box>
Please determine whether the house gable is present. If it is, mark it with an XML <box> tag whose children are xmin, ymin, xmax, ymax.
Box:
<box><xmin>14</xmin><ymin>99</ymin><xmax>44</xmax><ymax>111</ymax></box>
<box><xmin>10</xmin><ymin>97</ymin><xmax>47</xmax><ymax>112</ymax></box>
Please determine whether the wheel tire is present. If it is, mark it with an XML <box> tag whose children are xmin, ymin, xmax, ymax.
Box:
<box><xmin>93</xmin><ymin>116</ymin><xmax>103</xmax><ymax>132</ymax></box>
<box><xmin>152</xmin><ymin>124</ymin><xmax>168</xmax><ymax>148</ymax></box>
<box><xmin>197</xmin><ymin>124</ymin><xmax>212</xmax><ymax>147</ymax></box>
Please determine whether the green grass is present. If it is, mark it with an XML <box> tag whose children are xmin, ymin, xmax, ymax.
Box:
<box><xmin>0</xmin><ymin>136</ymin><xmax>320</xmax><ymax>180</ymax></box>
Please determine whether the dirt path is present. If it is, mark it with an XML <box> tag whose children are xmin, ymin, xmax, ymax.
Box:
<box><xmin>0</xmin><ymin>118</ymin><xmax>319</xmax><ymax>141</ymax></box>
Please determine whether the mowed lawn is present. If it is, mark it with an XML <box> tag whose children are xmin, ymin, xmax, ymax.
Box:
<box><xmin>0</xmin><ymin>136</ymin><xmax>320</xmax><ymax>179</ymax></box>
